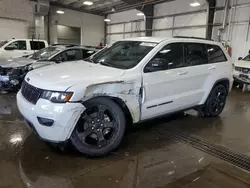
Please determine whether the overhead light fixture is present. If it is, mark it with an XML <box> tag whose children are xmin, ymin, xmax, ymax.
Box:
<box><xmin>111</xmin><ymin>7</ymin><xmax>116</xmax><ymax>12</ymax></box>
<box><xmin>190</xmin><ymin>2</ymin><xmax>200</xmax><ymax>7</ymax></box>
<box><xmin>83</xmin><ymin>1</ymin><xmax>93</xmax><ymax>5</ymax></box>
<box><xmin>137</xmin><ymin>12</ymin><xmax>144</xmax><ymax>16</ymax></box>
<box><xmin>104</xmin><ymin>19</ymin><xmax>111</xmax><ymax>22</ymax></box>
<box><xmin>56</xmin><ymin>10</ymin><xmax>64</xmax><ymax>14</ymax></box>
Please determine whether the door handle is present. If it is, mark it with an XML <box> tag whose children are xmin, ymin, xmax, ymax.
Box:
<box><xmin>208</xmin><ymin>66</ymin><xmax>216</xmax><ymax>70</ymax></box>
<box><xmin>178</xmin><ymin>71</ymin><xmax>188</xmax><ymax>76</ymax></box>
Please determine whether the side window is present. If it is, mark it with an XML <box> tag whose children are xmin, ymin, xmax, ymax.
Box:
<box><xmin>54</xmin><ymin>49</ymin><xmax>83</xmax><ymax>62</ymax></box>
<box><xmin>30</xmin><ymin>41</ymin><xmax>45</xmax><ymax>50</ymax></box>
<box><xmin>206</xmin><ymin>44</ymin><xmax>227</xmax><ymax>63</ymax></box>
<box><xmin>144</xmin><ymin>43</ymin><xmax>184</xmax><ymax>73</ymax></box>
<box><xmin>186</xmin><ymin>43</ymin><xmax>208</xmax><ymax>66</ymax></box>
<box><xmin>82</xmin><ymin>49</ymin><xmax>96</xmax><ymax>59</ymax></box>
<box><xmin>5</xmin><ymin>41</ymin><xmax>27</xmax><ymax>50</ymax></box>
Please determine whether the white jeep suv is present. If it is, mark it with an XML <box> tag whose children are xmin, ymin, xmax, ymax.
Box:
<box><xmin>17</xmin><ymin>37</ymin><xmax>232</xmax><ymax>156</ymax></box>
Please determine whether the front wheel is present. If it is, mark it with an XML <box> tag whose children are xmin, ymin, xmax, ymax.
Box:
<box><xmin>70</xmin><ymin>98</ymin><xmax>126</xmax><ymax>157</ymax></box>
<box><xmin>203</xmin><ymin>84</ymin><xmax>228</xmax><ymax>117</ymax></box>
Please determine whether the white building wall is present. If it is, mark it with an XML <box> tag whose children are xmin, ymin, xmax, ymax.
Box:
<box><xmin>0</xmin><ymin>0</ymin><xmax>104</xmax><ymax>46</ymax></box>
<box><xmin>212</xmin><ymin>0</ymin><xmax>250</xmax><ymax>60</ymax></box>
<box><xmin>153</xmin><ymin>0</ymin><xmax>208</xmax><ymax>38</ymax></box>
<box><xmin>50</xmin><ymin>7</ymin><xmax>104</xmax><ymax>46</ymax></box>
<box><xmin>0</xmin><ymin>0</ymin><xmax>34</xmax><ymax>40</ymax></box>
<box><xmin>106</xmin><ymin>0</ymin><xmax>208</xmax><ymax>44</ymax></box>
<box><xmin>106</xmin><ymin>9</ymin><xmax>146</xmax><ymax>44</ymax></box>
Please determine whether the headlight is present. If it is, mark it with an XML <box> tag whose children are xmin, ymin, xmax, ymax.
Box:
<box><xmin>41</xmin><ymin>91</ymin><xmax>73</xmax><ymax>103</ymax></box>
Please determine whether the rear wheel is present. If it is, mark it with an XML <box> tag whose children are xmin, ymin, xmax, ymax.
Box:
<box><xmin>203</xmin><ymin>85</ymin><xmax>228</xmax><ymax>117</ymax></box>
<box><xmin>70</xmin><ymin>98</ymin><xmax>126</xmax><ymax>157</ymax></box>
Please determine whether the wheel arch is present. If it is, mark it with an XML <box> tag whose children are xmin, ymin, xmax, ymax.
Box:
<box><xmin>212</xmin><ymin>78</ymin><xmax>230</xmax><ymax>92</ymax></box>
<box><xmin>200</xmin><ymin>78</ymin><xmax>230</xmax><ymax>105</ymax></box>
<box><xmin>81</xmin><ymin>81</ymin><xmax>142</xmax><ymax>123</ymax></box>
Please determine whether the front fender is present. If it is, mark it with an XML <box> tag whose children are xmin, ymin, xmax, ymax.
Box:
<box><xmin>82</xmin><ymin>80</ymin><xmax>142</xmax><ymax>123</ymax></box>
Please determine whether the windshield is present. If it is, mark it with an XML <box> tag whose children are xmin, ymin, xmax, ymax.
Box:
<box><xmin>0</xmin><ymin>40</ymin><xmax>8</xmax><ymax>48</ymax></box>
<box><xmin>243</xmin><ymin>54</ymin><xmax>250</xmax><ymax>61</ymax></box>
<box><xmin>31</xmin><ymin>46</ymin><xmax>62</xmax><ymax>60</ymax></box>
<box><xmin>86</xmin><ymin>41</ymin><xmax>157</xmax><ymax>69</ymax></box>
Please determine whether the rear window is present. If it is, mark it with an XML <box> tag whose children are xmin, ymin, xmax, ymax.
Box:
<box><xmin>30</xmin><ymin>41</ymin><xmax>46</xmax><ymax>50</ymax></box>
<box><xmin>206</xmin><ymin>44</ymin><xmax>227</xmax><ymax>63</ymax></box>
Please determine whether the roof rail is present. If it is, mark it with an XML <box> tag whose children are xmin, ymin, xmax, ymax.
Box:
<box><xmin>174</xmin><ymin>36</ymin><xmax>214</xmax><ymax>41</ymax></box>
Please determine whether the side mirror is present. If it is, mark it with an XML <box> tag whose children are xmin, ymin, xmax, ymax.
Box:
<box><xmin>5</xmin><ymin>46</ymin><xmax>15</xmax><ymax>51</ymax></box>
<box><xmin>54</xmin><ymin>56</ymin><xmax>63</xmax><ymax>63</ymax></box>
<box><xmin>238</xmin><ymin>57</ymin><xmax>243</xmax><ymax>60</ymax></box>
<box><xmin>145</xmin><ymin>58</ymin><xmax>167</xmax><ymax>73</ymax></box>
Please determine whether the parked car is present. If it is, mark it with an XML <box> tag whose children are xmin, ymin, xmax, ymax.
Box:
<box><xmin>233</xmin><ymin>52</ymin><xmax>250</xmax><ymax>85</ymax></box>
<box><xmin>0</xmin><ymin>39</ymin><xmax>48</xmax><ymax>60</ymax></box>
<box><xmin>0</xmin><ymin>45</ymin><xmax>99</xmax><ymax>91</ymax></box>
<box><xmin>17</xmin><ymin>37</ymin><xmax>232</xmax><ymax>157</ymax></box>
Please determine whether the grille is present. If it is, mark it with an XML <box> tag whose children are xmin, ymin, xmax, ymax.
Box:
<box><xmin>235</xmin><ymin>66</ymin><xmax>250</xmax><ymax>74</ymax></box>
<box><xmin>21</xmin><ymin>81</ymin><xmax>44</xmax><ymax>104</ymax></box>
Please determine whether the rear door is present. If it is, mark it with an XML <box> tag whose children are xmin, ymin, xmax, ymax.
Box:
<box><xmin>183</xmin><ymin>42</ymin><xmax>210</xmax><ymax>105</ymax></box>
<box><xmin>201</xmin><ymin>44</ymin><xmax>230</xmax><ymax>103</ymax></box>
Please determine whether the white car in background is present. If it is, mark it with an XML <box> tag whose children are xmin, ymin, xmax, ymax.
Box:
<box><xmin>0</xmin><ymin>45</ymin><xmax>99</xmax><ymax>91</ymax></box>
<box><xmin>0</xmin><ymin>39</ymin><xmax>48</xmax><ymax>60</ymax></box>
<box><xmin>17</xmin><ymin>37</ymin><xmax>232</xmax><ymax>157</ymax></box>
<box><xmin>233</xmin><ymin>53</ymin><xmax>250</xmax><ymax>85</ymax></box>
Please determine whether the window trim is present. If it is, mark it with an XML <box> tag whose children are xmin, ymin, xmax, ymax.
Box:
<box><xmin>30</xmin><ymin>41</ymin><xmax>46</xmax><ymax>50</ymax></box>
<box><xmin>143</xmin><ymin>42</ymin><xmax>185</xmax><ymax>73</ymax></box>
<box><xmin>51</xmin><ymin>48</ymin><xmax>82</xmax><ymax>62</ymax></box>
<box><xmin>184</xmin><ymin>42</ymin><xmax>209</xmax><ymax>67</ymax></box>
<box><xmin>206</xmin><ymin>44</ymin><xmax>228</xmax><ymax>64</ymax></box>
<box><xmin>5</xmin><ymin>40</ymin><xmax>27</xmax><ymax>50</ymax></box>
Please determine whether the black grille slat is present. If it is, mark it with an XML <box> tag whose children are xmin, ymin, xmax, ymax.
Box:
<box><xmin>235</xmin><ymin>66</ymin><xmax>250</xmax><ymax>74</ymax></box>
<box><xmin>21</xmin><ymin>81</ymin><xmax>43</xmax><ymax>104</ymax></box>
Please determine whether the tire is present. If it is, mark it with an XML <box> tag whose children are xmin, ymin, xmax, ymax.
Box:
<box><xmin>203</xmin><ymin>84</ymin><xmax>228</xmax><ymax>117</ymax></box>
<box><xmin>70</xmin><ymin>97</ymin><xmax>126</xmax><ymax>157</ymax></box>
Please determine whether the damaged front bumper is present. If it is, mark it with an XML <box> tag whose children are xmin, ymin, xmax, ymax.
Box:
<box><xmin>17</xmin><ymin>91</ymin><xmax>86</xmax><ymax>142</ymax></box>
<box><xmin>0</xmin><ymin>66</ymin><xmax>30</xmax><ymax>92</ymax></box>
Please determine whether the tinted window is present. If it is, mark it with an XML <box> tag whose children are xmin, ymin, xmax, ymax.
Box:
<box><xmin>55</xmin><ymin>49</ymin><xmax>83</xmax><ymax>62</ymax></box>
<box><xmin>6</xmin><ymin>41</ymin><xmax>26</xmax><ymax>50</ymax></box>
<box><xmin>144</xmin><ymin>43</ymin><xmax>185</xmax><ymax>73</ymax></box>
<box><xmin>186</xmin><ymin>43</ymin><xmax>208</xmax><ymax>66</ymax></box>
<box><xmin>30</xmin><ymin>41</ymin><xmax>45</xmax><ymax>50</ymax></box>
<box><xmin>243</xmin><ymin>54</ymin><xmax>250</xmax><ymax>61</ymax></box>
<box><xmin>87</xmin><ymin>41</ymin><xmax>157</xmax><ymax>69</ymax></box>
<box><xmin>82</xmin><ymin>49</ymin><xmax>96</xmax><ymax>59</ymax></box>
<box><xmin>207</xmin><ymin>44</ymin><xmax>227</xmax><ymax>63</ymax></box>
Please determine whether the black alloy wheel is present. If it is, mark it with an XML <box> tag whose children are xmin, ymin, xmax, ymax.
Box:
<box><xmin>204</xmin><ymin>85</ymin><xmax>228</xmax><ymax>117</ymax></box>
<box><xmin>70</xmin><ymin>98</ymin><xmax>126</xmax><ymax>157</ymax></box>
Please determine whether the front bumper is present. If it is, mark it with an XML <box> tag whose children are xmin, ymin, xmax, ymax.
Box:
<box><xmin>17</xmin><ymin>91</ymin><xmax>85</xmax><ymax>142</ymax></box>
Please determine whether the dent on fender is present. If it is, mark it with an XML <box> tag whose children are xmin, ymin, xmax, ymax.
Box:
<box><xmin>82</xmin><ymin>80</ymin><xmax>142</xmax><ymax>123</ymax></box>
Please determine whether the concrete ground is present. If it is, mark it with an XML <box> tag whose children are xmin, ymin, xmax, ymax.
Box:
<box><xmin>1</xmin><ymin>88</ymin><xmax>250</xmax><ymax>188</ymax></box>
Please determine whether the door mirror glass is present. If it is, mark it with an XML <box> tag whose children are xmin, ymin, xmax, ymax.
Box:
<box><xmin>238</xmin><ymin>57</ymin><xmax>243</xmax><ymax>60</ymax></box>
<box><xmin>4</xmin><ymin>46</ymin><xmax>15</xmax><ymax>51</ymax></box>
<box><xmin>145</xmin><ymin>58</ymin><xmax>167</xmax><ymax>73</ymax></box>
<box><xmin>54</xmin><ymin>56</ymin><xmax>63</xmax><ymax>63</ymax></box>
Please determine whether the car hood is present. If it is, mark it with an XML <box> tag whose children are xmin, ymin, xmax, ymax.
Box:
<box><xmin>234</xmin><ymin>60</ymin><xmax>250</xmax><ymax>68</ymax></box>
<box><xmin>0</xmin><ymin>57</ymin><xmax>52</xmax><ymax>69</ymax></box>
<box><xmin>0</xmin><ymin>58</ymin><xmax>36</xmax><ymax>68</ymax></box>
<box><xmin>25</xmin><ymin>61</ymin><xmax>126</xmax><ymax>91</ymax></box>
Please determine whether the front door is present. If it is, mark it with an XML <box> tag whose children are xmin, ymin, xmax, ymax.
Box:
<box><xmin>3</xmin><ymin>40</ymin><xmax>28</xmax><ymax>59</ymax></box>
<box><xmin>141</xmin><ymin>42</ymin><xmax>209</xmax><ymax>120</ymax></box>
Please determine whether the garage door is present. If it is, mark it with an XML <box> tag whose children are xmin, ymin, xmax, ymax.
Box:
<box><xmin>57</xmin><ymin>25</ymin><xmax>81</xmax><ymax>44</ymax></box>
<box><xmin>0</xmin><ymin>18</ymin><xmax>28</xmax><ymax>40</ymax></box>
